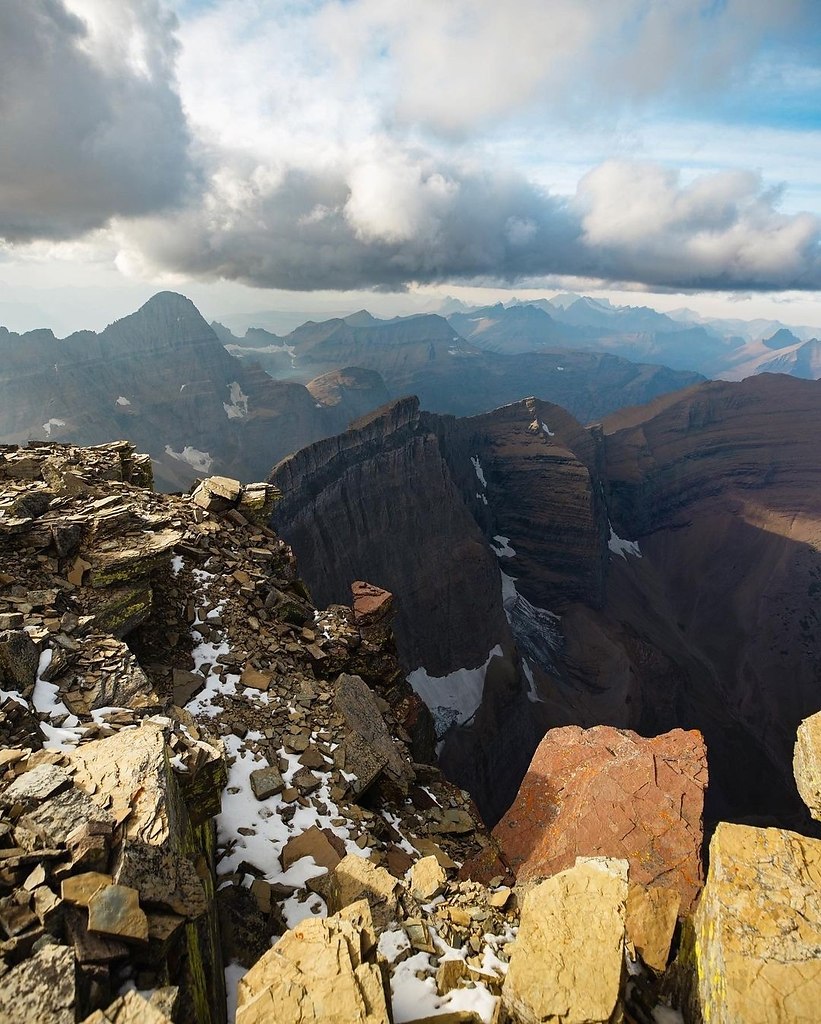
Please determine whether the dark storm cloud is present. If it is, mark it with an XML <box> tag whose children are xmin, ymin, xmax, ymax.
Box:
<box><xmin>123</xmin><ymin>158</ymin><xmax>821</xmax><ymax>293</ymax></box>
<box><xmin>0</xmin><ymin>0</ymin><xmax>192</xmax><ymax>242</ymax></box>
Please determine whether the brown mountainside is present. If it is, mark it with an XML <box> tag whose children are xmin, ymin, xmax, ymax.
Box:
<box><xmin>270</xmin><ymin>375</ymin><xmax>821</xmax><ymax>833</ymax></box>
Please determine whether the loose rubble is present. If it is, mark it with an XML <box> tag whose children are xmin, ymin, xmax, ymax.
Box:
<box><xmin>0</xmin><ymin>443</ymin><xmax>517</xmax><ymax>1023</ymax></box>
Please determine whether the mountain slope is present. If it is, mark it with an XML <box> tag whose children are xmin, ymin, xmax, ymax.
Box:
<box><xmin>0</xmin><ymin>292</ymin><xmax>388</xmax><ymax>489</ymax></box>
<box><xmin>270</xmin><ymin>375</ymin><xmax>821</xmax><ymax>834</ymax></box>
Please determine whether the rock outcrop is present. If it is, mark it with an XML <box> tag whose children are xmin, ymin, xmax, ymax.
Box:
<box><xmin>794</xmin><ymin>709</ymin><xmax>821</xmax><ymax>821</ymax></box>
<box><xmin>501</xmin><ymin>857</ymin><xmax>628</xmax><ymax>1024</ymax></box>
<box><xmin>694</xmin><ymin>822</ymin><xmax>821</xmax><ymax>1023</ymax></box>
<box><xmin>494</xmin><ymin>725</ymin><xmax>708</xmax><ymax>912</ymax></box>
<box><xmin>235</xmin><ymin>901</ymin><xmax>390</xmax><ymax>1024</ymax></box>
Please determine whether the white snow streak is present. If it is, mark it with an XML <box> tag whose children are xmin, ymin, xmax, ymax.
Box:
<box><xmin>608</xmin><ymin>523</ymin><xmax>642</xmax><ymax>559</ymax></box>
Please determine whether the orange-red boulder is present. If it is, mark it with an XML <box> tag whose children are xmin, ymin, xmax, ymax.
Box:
<box><xmin>493</xmin><ymin>725</ymin><xmax>707</xmax><ymax>911</ymax></box>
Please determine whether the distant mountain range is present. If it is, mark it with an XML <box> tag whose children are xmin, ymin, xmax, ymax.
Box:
<box><xmin>0</xmin><ymin>292</ymin><xmax>388</xmax><ymax>489</ymax></box>
<box><xmin>218</xmin><ymin>293</ymin><xmax>821</xmax><ymax>384</ymax></box>
<box><xmin>3</xmin><ymin>288</ymin><xmax>818</xmax><ymax>492</ymax></box>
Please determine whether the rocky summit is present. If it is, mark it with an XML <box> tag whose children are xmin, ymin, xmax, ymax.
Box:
<box><xmin>3</xmin><ymin>440</ymin><xmax>821</xmax><ymax>1023</ymax></box>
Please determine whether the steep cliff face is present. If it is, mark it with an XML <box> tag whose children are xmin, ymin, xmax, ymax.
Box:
<box><xmin>0</xmin><ymin>293</ymin><xmax>388</xmax><ymax>490</ymax></box>
<box><xmin>270</xmin><ymin>397</ymin><xmax>511</xmax><ymax>678</ymax></box>
<box><xmin>271</xmin><ymin>375</ymin><xmax>821</xmax><ymax>836</ymax></box>
<box><xmin>592</xmin><ymin>375</ymin><xmax>821</xmax><ymax>827</ymax></box>
<box><xmin>270</xmin><ymin>395</ymin><xmax>612</xmax><ymax>823</ymax></box>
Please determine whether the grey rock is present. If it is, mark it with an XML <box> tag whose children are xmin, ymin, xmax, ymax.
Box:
<box><xmin>0</xmin><ymin>629</ymin><xmax>39</xmax><ymax>691</ymax></box>
<box><xmin>0</xmin><ymin>944</ymin><xmax>76</xmax><ymax>1024</ymax></box>
<box><xmin>249</xmin><ymin>766</ymin><xmax>284</xmax><ymax>800</ymax></box>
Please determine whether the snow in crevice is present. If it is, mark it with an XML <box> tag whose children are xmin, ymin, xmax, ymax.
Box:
<box><xmin>522</xmin><ymin>659</ymin><xmax>543</xmax><ymax>704</ymax></box>
<box><xmin>476</xmin><ymin>492</ymin><xmax>488</xmax><ymax>506</ymax></box>
<box><xmin>164</xmin><ymin>445</ymin><xmax>213</xmax><ymax>473</ymax></box>
<box><xmin>608</xmin><ymin>522</ymin><xmax>642</xmax><ymax>559</ymax></box>
<box><xmin>181</xmin><ymin>561</ymin><xmax>371</xmax><ymax>932</ymax></box>
<box><xmin>223</xmin><ymin>381</ymin><xmax>249</xmax><ymax>419</ymax></box>
<box><xmin>407</xmin><ymin>645</ymin><xmax>503</xmax><ymax>739</ymax></box>
<box><xmin>490</xmin><ymin>535</ymin><xmax>515</xmax><ymax>557</ymax></box>
<box><xmin>470</xmin><ymin>456</ymin><xmax>487</xmax><ymax>488</ymax></box>
<box><xmin>541</xmin><ymin>422</ymin><xmax>555</xmax><ymax>437</ymax></box>
<box><xmin>500</xmin><ymin>569</ymin><xmax>561</xmax><ymax>675</ymax></box>
<box><xmin>42</xmin><ymin>418</ymin><xmax>66</xmax><ymax>436</ymax></box>
<box><xmin>388</xmin><ymin>922</ymin><xmax>506</xmax><ymax>1024</ymax></box>
<box><xmin>32</xmin><ymin>648</ymin><xmax>85</xmax><ymax>749</ymax></box>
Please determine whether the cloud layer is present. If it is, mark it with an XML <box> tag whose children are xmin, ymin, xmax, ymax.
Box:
<box><xmin>2</xmin><ymin>0</ymin><xmax>820</xmax><ymax>293</ymax></box>
<box><xmin>0</xmin><ymin>0</ymin><xmax>191</xmax><ymax>241</ymax></box>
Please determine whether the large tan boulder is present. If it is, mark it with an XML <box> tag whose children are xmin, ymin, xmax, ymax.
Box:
<box><xmin>69</xmin><ymin>721</ymin><xmax>209</xmax><ymax>918</ymax></box>
<box><xmin>236</xmin><ymin>900</ymin><xmax>389</xmax><ymax>1024</ymax></box>
<box><xmin>502</xmin><ymin>857</ymin><xmax>628</xmax><ymax>1024</ymax></box>
<box><xmin>794</xmin><ymin>711</ymin><xmax>821</xmax><ymax>820</ymax></box>
<box><xmin>328</xmin><ymin>853</ymin><xmax>402</xmax><ymax>930</ymax></box>
<box><xmin>695</xmin><ymin>822</ymin><xmax>821</xmax><ymax>1023</ymax></box>
<box><xmin>494</xmin><ymin>725</ymin><xmax>707</xmax><ymax>911</ymax></box>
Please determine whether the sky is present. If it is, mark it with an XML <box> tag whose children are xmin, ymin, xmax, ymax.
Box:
<box><xmin>1</xmin><ymin>0</ymin><xmax>821</xmax><ymax>335</ymax></box>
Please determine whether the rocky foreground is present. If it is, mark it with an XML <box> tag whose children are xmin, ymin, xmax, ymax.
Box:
<box><xmin>2</xmin><ymin>442</ymin><xmax>821</xmax><ymax>1023</ymax></box>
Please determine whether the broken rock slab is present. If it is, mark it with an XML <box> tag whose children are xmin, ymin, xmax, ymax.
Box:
<box><xmin>87</xmin><ymin>883</ymin><xmax>149</xmax><ymax>943</ymax></box>
<box><xmin>625</xmin><ymin>881</ymin><xmax>680</xmax><ymax>973</ymax></box>
<box><xmin>494</xmin><ymin>724</ymin><xmax>707</xmax><ymax>911</ymax></box>
<box><xmin>69</xmin><ymin>720</ymin><xmax>213</xmax><ymax>918</ymax></box>
<box><xmin>794</xmin><ymin>710</ymin><xmax>821</xmax><ymax>820</ymax></box>
<box><xmin>328</xmin><ymin>853</ymin><xmax>402</xmax><ymax>931</ymax></box>
<box><xmin>695</xmin><ymin>822</ymin><xmax>821</xmax><ymax>1023</ymax></box>
<box><xmin>334</xmin><ymin>672</ymin><xmax>411</xmax><ymax>791</ymax></box>
<box><xmin>502</xmin><ymin>857</ymin><xmax>628</xmax><ymax>1024</ymax></box>
<box><xmin>236</xmin><ymin>900</ymin><xmax>389</xmax><ymax>1024</ymax></box>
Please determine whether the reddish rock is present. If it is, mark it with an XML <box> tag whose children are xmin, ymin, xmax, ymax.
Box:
<box><xmin>458</xmin><ymin>838</ymin><xmax>514</xmax><ymax>887</ymax></box>
<box><xmin>493</xmin><ymin>725</ymin><xmax>707</xmax><ymax>911</ymax></box>
<box><xmin>351</xmin><ymin>581</ymin><xmax>394</xmax><ymax>626</ymax></box>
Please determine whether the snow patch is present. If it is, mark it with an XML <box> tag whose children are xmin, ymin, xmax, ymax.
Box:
<box><xmin>541</xmin><ymin>422</ymin><xmax>555</xmax><ymax>437</ymax></box>
<box><xmin>522</xmin><ymin>659</ymin><xmax>542</xmax><ymax>704</ymax></box>
<box><xmin>224</xmin><ymin>962</ymin><xmax>247</xmax><ymax>1024</ymax></box>
<box><xmin>500</xmin><ymin>569</ymin><xmax>560</xmax><ymax>679</ymax></box>
<box><xmin>389</xmin><ymin>927</ymin><xmax>500</xmax><ymax>1023</ymax></box>
<box><xmin>470</xmin><ymin>456</ymin><xmax>487</xmax><ymax>488</ymax></box>
<box><xmin>490</xmin><ymin>535</ymin><xmax>515</xmax><ymax>557</ymax></box>
<box><xmin>407</xmin><ymin>646</ymin><xmax>503</xmax><ymax>738</ymax></box>
<box><xmin>223</xmin><ymin>381</ymin><xmax>249</xmax><ymax>419</ymax></box>
<box><xmin>42</xmin><ymin>418</ymin><xmax>66</xmax><ymax>436</ymax></box>
<box><xmin>164</xmin><ymin>445</ymin><xmax>213</xmax><ymax>473</ymax></box>
<box><xmin>608</xmin><ymin>523</ymin><xmax>642</xmax><ymax>559</ymax></box>
<box><xmin>476</xmin><ymin>493</ymin><xmax>488</xmax><ymax>506</ymax></box>
<box><xmin>115</xmin><ymin>396</ymin><xmax>131</xmax><ymax>407</ymax></box>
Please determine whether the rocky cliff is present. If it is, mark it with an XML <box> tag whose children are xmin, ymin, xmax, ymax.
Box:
<box><xmin>0</xmin><ymin>294</ymin><xmax>389</xmax><ymax>491</ymax></box>
<box><xmin>270</xmin><ymin>375</ymin><xmax>821</xmax><ymax>838</ymax></box>
<box><xmin>0</xmin><ymin>440</ymin><xmax>522</xmax><ymax>1024</ymax></box>
<box><xmin>270</xmin><ymin>395</ymin><xmax>613</xmax><ymax>824</ymax></box>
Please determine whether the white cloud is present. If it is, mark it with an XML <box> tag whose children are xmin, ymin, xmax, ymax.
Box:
<box><xmin>2</xmin><ymin>0</ymin><xmax>821</xmax><ymax>302</ymax></box>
